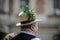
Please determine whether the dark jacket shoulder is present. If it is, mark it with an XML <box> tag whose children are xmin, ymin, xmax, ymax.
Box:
<box><xmin>11</xmin><ymin>33</ymin><xmax>36</xmax><ymax>40</ymax></box>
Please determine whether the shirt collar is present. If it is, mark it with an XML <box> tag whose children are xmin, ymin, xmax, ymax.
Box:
<box><xmin>20</xmin><ymin>31</ymin><xmax>35</xmax><ymax>36</ymax></box>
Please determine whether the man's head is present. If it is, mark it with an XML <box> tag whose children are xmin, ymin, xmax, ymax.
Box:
<box><xmin>16</xmin><ymin>8</ymin><xmax>41</xmax><ymax>34</ymax></box>
<box><xmin>20</xmin><ymin>22</ymin><xmax>38</xmax><ymax>34</ymax></box>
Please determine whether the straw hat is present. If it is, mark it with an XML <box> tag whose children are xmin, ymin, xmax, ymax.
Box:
<box><xmin>16</xmin><ymin>8</ymin><xmax>41</xmax><ymax>26</ymax></box>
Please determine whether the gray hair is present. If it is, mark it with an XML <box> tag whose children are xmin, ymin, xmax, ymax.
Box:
<box><xmin>20</xmin><ymin>22</ymin><xmax>38</xmax><ymax>31</ymax></box>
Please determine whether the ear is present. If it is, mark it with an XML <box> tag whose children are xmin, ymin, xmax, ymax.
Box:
<box><xmin>30</xmin><ymin>24</ymin><xmax>35</xmax><ymax>31</ymax></box>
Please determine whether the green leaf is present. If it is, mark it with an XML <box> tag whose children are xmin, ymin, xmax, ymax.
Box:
<box><xmin>22</xmin><ymin>7</ymin><xmax>35</xmax><ymax>21</ymax></box>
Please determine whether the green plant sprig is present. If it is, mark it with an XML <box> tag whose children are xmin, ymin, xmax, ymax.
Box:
<box><xmin>22</xmin><ymin>7</ymin><xmax>35</xmax><ymax>21</ymax></box>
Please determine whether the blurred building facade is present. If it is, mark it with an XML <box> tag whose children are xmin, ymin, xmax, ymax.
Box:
<box><xmin>0</xmin><ymin>0</ymin><xmax>60</xmax><ymax>40</ymax></box>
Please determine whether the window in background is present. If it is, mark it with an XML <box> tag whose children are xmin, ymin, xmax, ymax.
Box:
<box><xmin>36</xmin><ymin>0</ymin><xmax>44</xmax><ymax>14</ymax></box>
<box><xmin>0</xmin><ymin>0</ymin><xmax>5</xmax><ymax>14</ymax></box>
<box><xmin>20</xmin><ymin>0</ymin><xmax>29</xmax><ymax>9</ymax></box>
<box><xmin>54</xmin><ymin>0</ymin><xmax>60</xmax><ymax>16</ymax></box>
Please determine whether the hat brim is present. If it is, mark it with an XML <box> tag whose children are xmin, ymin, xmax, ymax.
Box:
<box><xmin>16</xmin><ymin>19</ymin><xmax>42</xmax><ymax>26</ymax></box>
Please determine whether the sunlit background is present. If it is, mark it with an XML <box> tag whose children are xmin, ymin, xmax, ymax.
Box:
<box><xmin>0</xmin><ymin>0</ymin><xmax>60</xmax><ymax>40</ymax></box>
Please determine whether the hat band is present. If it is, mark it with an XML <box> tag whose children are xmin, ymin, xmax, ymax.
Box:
<box><xmin>21</xmin><ymin>20</ymin><xmax>34</xmax><ymax>24</ymax></box>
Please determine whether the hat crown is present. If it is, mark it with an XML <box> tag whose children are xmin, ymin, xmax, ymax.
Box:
<box><xmin>18</xmin><ymin>7</ymin><xmax>35</xmax><ymax>22</ymax></box>
<box><xmin>18</xmin><ymin>12</ymin><xmax>28</xmax><ymax>22</ymax></box>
